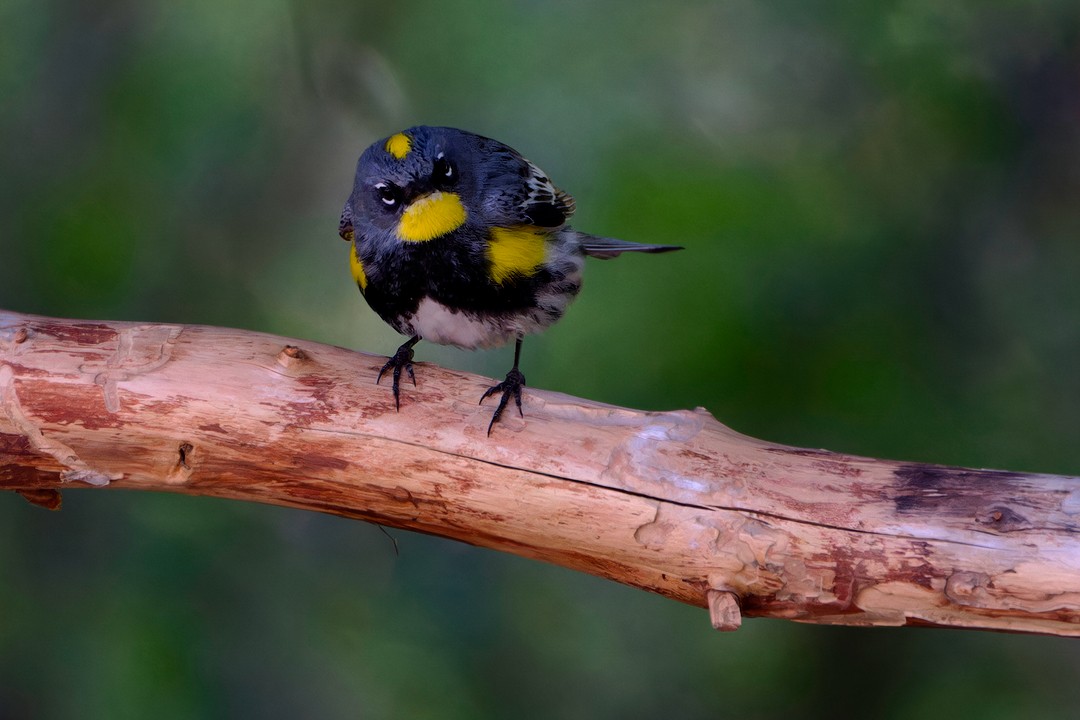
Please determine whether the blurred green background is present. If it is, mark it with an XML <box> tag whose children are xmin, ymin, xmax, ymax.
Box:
<box><xmin>3</xmin><ymin>0</ymin><xmax>1080</xmax><ymax>717</ymax></box>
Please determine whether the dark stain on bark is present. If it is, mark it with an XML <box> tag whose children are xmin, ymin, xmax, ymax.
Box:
<box><xmin>34</xmin><ymin>322</ymin><xmax>117</xmax><ymax>346</ymax></box>
<box><xmin>891</xmin><ymin>463</ymin><xmax>1055</xmax><ymax>534</ymax></box>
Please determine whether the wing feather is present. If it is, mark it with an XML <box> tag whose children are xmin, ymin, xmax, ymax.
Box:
<box><xmin>577</xmin><ymin>233</ymin><xmax>684</xmax><ymax>259</ymax></box>
<box><xmin>478</xmin><ymin>137</ymin><xmax>575</xmax><ymax>228</ymax></box>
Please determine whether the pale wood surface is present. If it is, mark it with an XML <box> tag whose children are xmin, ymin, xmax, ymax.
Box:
<box><xmin>2</xmin><ymin>310</ymin><xmax>1079</xmax><ymax>636</ymax></box>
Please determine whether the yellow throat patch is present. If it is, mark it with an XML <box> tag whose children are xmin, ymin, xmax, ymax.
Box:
<box><xmin>397</xmin><ymin>192</ymin><xmax>468</xmax><ymax>242</ymax></box>
<box><xmin>349</xmin><ymin>243</ymin><xmax>368</xmax><ymax>291</ymax></box>
<box><xmin>487</xmin><ymin>226</ymin><xmax>548</xmax><ymax>284</ymax></box>
<box><xmin>385</xmin><ymin>133</ymin><xmax>411</xmax><ymax>159</ymax></box>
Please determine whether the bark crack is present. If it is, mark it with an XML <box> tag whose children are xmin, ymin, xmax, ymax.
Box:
<box><xmin>302</xmin><ymin>425</ymin><xmax>1001</xmax><ymax>551</ymax></box>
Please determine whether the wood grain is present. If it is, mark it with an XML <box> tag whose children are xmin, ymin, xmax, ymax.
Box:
<box><xmin>2</xmin><ymin>309</ymin><xmax>1079</xmax><ymax>636</ymax></box>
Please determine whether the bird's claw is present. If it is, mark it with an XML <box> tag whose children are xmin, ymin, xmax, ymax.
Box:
<box><xmin>480</xmin><ymin>368</ymin><xmax>525</xmax><ymax>436</ymax></box>
<box><xmin>377</xmin><ymin>343</ymin><xmax>417</xmax><ymax>410</ymax></box>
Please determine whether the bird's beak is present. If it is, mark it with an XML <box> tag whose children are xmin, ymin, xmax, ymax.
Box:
<box><xmin>339</xmin><ymin>203</ymin><xmax>355</xmax><ymax>242</ymax></box>
<box><xmin>396</xmin><ymin>191</ymin><xmax>467</xmax><ymax>243</ymax></box>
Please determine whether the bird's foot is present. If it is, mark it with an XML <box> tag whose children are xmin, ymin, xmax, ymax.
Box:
<box><xmin>479</xmin><ymin>367</ymin><xmax>525</xmax><ymax>436</ymax></box>
<box><xmin>377</xmin><ymin>341</ymin><xmax>417</xmax><ymax>410</ymax></box>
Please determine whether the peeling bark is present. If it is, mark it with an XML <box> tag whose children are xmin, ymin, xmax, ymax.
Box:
<box><xmin>2</xmin><ymin>310</ymin><xmax>1079</xmax><ymax>636</ymax></box>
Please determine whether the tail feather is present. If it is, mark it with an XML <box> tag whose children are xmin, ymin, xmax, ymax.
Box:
<box><xmin>577</xmin><ymin>232</ymin><xmax>683</xmax><ymax>259</ymax></box>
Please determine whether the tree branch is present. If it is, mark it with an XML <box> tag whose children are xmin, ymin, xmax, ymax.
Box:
<box><xmin>2</xmin><ymin>309</ymin><xmax>1078</xmax><ymax>636</ymax></box>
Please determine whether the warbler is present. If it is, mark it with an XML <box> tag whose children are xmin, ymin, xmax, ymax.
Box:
<box><xmin>338</xmin><ymin>126</ymin><xmax>681</xmax><ymax>434</ymax></box>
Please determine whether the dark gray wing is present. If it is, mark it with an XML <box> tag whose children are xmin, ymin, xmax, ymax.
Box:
<box><xmin>518</xmin><ymin>158</ymin><xmax>576</xmax><ymax>227</ymax></box>
<box><xmin>476</xmin><ymin>137</ymin><xmax>576</xmax><ymax>228</ymax></box>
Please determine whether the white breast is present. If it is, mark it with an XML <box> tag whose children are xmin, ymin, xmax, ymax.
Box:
<box><xmin>404</xmin><ymin>294</ymin><xmax>578</xmax><ymax>350</ymax></box>
<box><xmin>407</xmin><ymin>297</ymin><xmax>509</xmax><ymax>349</ymax></box>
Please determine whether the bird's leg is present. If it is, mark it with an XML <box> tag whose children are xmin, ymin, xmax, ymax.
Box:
<box><xmin>377</xmin><ymin>336</ymin><xmax>420</xmax><ymax>410</ymax></box>
<box><xmin>480</xmin><ymin>337</ymin><xmax>526</xmax><ymax>436</ymax></box>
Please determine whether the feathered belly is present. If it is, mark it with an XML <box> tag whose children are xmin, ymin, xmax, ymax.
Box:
<box><xmin>379</xmin><ymin>234</ymin><xmax>586</xmax><ymax>349</ymax></box>
<box><xmin>402</xmin><ymin>296</ymin><xmax>569</xmax><ymax>349</ymax></box>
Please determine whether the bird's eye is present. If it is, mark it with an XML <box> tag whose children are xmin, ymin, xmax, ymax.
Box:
<box><xmin>374</xmin><ymin>182</ymin><xmax>399</xmax><ymax>207</ymax></box>
<box><xmin>433</xmin><ymin>153</ymin><xmax>455</xmax><ymax>184</ymax></box>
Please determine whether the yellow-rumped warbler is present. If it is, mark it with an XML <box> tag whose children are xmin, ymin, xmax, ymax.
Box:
<box><xmin>338</xmin><ymin>126</ymin><xmax>681</xmax><ymax>434</ymax></box>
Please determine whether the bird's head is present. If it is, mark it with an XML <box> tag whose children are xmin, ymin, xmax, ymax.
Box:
<box><xmin>340</xmin><ymin>126</ymin><xmax>492</xmax><ymax>248</ymax></box>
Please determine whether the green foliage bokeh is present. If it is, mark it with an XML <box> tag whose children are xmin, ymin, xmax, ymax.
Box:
<box><xmin>2</xmin><ymin>0</ymin><xmax>1080</xmax><ymax>717</ymax></box>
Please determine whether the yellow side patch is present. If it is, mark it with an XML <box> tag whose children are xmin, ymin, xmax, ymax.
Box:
<box><xmin>397</xmin><ymin>191</ymin><xmax>467</xmax><ymax>242</ymax></box>
<box><xmin>385</xmin><ymin>133</ymin><xmax>411</xmax><ymax>159</ymax></box>
<box><xmin>349</xmin><ymin>243</ymin><xmax>368</xmax><ymax>292</ymax></box>
<box><xmin>487</xmin><ymin>226</ymin><xmax>548</xmax><ymax>284</ymax></box>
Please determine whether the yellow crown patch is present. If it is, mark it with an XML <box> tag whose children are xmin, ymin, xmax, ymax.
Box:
<box><xmin>385</xmin><ymin>133</ymin><xmax>412</xmax><ymax>159</ymax></box>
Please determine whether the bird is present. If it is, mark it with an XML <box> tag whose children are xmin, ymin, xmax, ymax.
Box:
<box><xmin>338</xmin><ymin>126</ymin><xmax>682</xmax><ymax>434</ymax></box>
